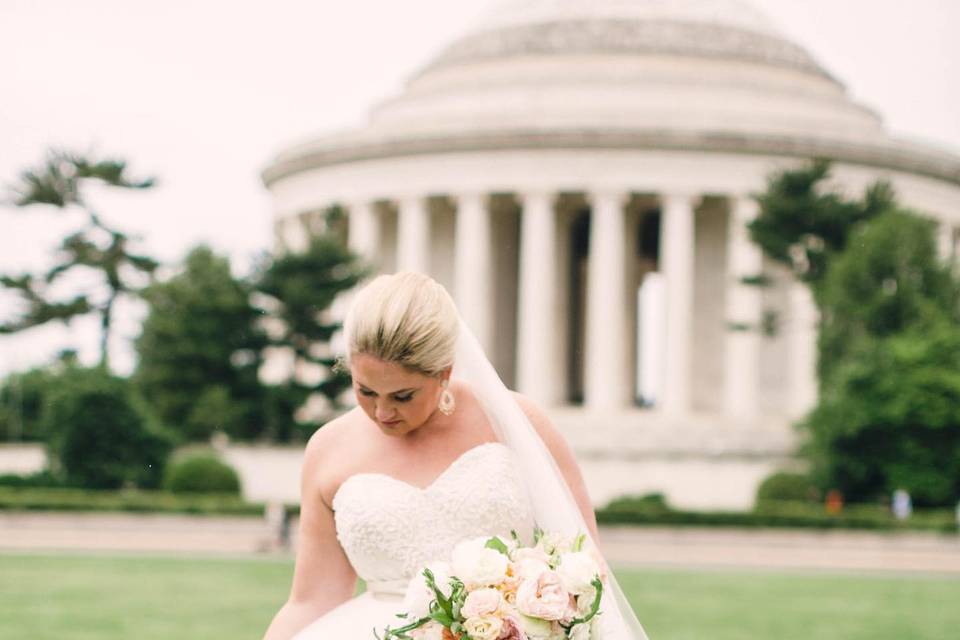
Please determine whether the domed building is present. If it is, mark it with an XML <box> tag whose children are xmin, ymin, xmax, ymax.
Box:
<box><xmin>262</xmin><ymin>0</ymin><xmax>960</xmax><ymax>508</ymax></box>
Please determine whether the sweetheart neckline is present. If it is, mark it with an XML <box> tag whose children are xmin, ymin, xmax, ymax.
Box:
<box><xmin>331</xmin><ymin>441</ymin><xmax>507</xmax><ymax>508</ymax></box>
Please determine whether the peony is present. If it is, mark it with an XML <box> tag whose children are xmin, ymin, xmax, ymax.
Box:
<box><xmin>403</xmin><ymin>562</ymin><xmax>452</xmax><ymax>618</ymax></box>
<box><xmin>462</xmin><ymin>587</ymin><xmax>502</xmax><ymax>618</ymax></box>
<box><xmin>498</xmin><ymin>615</ymin><xmax>528</xmax><ymax>640</ymax></box>
<box><xmin>515</xmin><ymin>570</ymin><xmax>573</xmax><ymax>621</ymax></box>
<box><xmin>512</xmin><ymin>557</ymin><xmax>551</xmax><ymax>582</ymax></box>
<box><xmin>452</xmin><ymin>537</ymin><xmax>509</xmax><ymax>587</ymax></box>
<box><xmin>463</xmin><ymin>615</ymin><xmax>503</xmax><ymax>640</ymax></box>
<box><xmin>557</xmin><ymin>552</ymin><xmax>601</xmax><ymax>596</ymax></box>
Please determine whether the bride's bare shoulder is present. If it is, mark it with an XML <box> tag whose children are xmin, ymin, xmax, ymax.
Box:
<box><xmin>301</xmin><ymin>409</ymin><xmax>371</xmax><ymax>501</ymax></box>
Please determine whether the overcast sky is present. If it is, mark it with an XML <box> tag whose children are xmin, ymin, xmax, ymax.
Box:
<box><xmin>1</xmin><ymin>0</ymin><xmax>958</xmax><ymax>376</ymax></box>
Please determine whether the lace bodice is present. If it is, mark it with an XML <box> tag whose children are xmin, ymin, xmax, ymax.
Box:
<box><xmin>332</xmin><ymin>442</ymin><xmax>536</xmax><ymax>592</ymax></box>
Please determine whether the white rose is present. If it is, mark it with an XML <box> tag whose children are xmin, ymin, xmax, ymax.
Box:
<box><xmin>452</xmin><ymin>537</ymin><xmax>509</xmax><ymax>587</ymax></box>
<box><xmin>557</xmin><ymin>551</ymin><xmax>601</xmax><ymax>596</ymax></box>
<box><xmin>575</xmin><ymin>585</ymin><xmax>598</xmax><ymax>616</ymax></box>
<box><xmin>403</xmin><ymin>561</ymin><xmax>452</xmax><ymax>618</ymax></box>
<box><xmin>537</xmin><ymin>532</ymin><xmax>572</xmax><ymax>557</ymax></box>
<box><xmin>463</xmin><ymin>615</ymin><xmax>503</xmax><ymax>640</ymax></box>
<box><xmin>569</xmin><ymin>622</ymin><xmax>592</xmax><ymax>640</ymax></box>
<box><xmin>517</xmin><ymin>613</ymin><xmax>554</xmax><ymax>639</ymax></box>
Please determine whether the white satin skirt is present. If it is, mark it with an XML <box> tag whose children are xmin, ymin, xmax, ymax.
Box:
<box><xmin>292</xmin><ymin>590</ymin><xmax>406</xmax><ymax>640</ymax></box>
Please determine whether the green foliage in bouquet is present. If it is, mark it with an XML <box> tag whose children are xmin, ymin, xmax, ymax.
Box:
<box><xmin>377</xmin><ymin>533</ymin><xmax>604</xmax><ymax>640</ymax></box>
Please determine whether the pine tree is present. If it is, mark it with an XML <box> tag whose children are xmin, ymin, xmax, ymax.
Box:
<box><xmin>2</xmin><ymin>149</ymin><xmax>158</xmax><ymax>369</ymax></box>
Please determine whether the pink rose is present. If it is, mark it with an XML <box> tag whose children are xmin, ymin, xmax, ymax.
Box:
<box><xmin>498</xmin><ymin>615</ymin><xmax>528</xmax><ymax>640</ymax></box>
<box><xmin>462</xmin><ymin>588</ymin><xmax>502</xmax><ymax>618</ymax></box>
<box><xmin>515</xmin><ymin>570</ymin><xmax>574</xmax><ymax>621</ymax></box>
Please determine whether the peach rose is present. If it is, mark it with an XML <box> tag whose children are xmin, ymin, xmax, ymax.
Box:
<box><xmin>515</xmin><ymin>570</ymin><xmax>573</xmax><ymax>621</ymax></box>
<box><xmin>462</xmin><ymin>588</ymin><xmax>502</xmax><ymax>618</ymax></box>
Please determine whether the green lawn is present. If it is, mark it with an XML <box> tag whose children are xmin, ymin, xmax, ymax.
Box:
<box><xmin>1</xmin><ymin>553</ymin><xmax>957</xmax><ymax>640</ymax></box>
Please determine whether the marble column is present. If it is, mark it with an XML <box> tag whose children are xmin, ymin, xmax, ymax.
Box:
<box><xmin>723</xmin><ymin>197</ymin><xmax>762</xmax><ymax>420</ymax></box>
<box><xmin>660</xmin><ymin>193</ymin><xmax>697</xmax><ymax>416</ymax></box>
<box><xmin>584</xmin><ymin>190</ymin><xmax>631</xmax><ymax>410</ymax></box>
<box><xmin>516</xmin><ymin>191</ymin><xmax>559</xmax><ymax>406</ymax></box>
<box><xmin>454</xmin><ymin>192</ymin><xmax>494</xmax><ymax>354</ymax></box>
<box><xmin>348</xmin><ymin>200</ymin><xmax>379</xmax><ymax>262</ymax></box>
<box><xmin>397</xmin><ymin>196</ymin><xmax>430</xmax><ymax>273</ymax></box>
<box><xmin>788</xmin><ymin>281</ymin><xmax>818</xmax><ymax>419</ymax></box>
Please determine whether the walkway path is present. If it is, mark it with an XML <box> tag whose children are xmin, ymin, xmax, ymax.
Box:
<box><xmin>2</xmin><ymin>512</ymin><xmax>959</xmax><ymax>574</ymax></box>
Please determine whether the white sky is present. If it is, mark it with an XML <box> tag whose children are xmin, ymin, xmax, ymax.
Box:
<box><xmin>1</xmin><ymin>0</ymin><xmax>958</xmax><ymax>376</ymax></box>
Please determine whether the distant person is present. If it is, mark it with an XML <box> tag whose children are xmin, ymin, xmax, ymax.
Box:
<box><xmin>892</xmin><ymin>489</ymin><xmax>912</xmax><ymax>520</ymax></box>
<box><xmin>825</xmin><ymin>488</ymin><xmax>844</xmax><ymax>514</ymax></box>
<box><xmin>265</xmin><ymin>501</ymin><xmax>286</xmax><ymax>551</ymax></box>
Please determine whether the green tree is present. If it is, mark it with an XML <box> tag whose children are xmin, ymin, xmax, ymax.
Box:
<box><xmin>2</xmin><ymin>149</ymin><xmax>159</xmax><ymax>369</ymax></box>
<box><xmin>43</xmin><ymin>366</ymin><xmax>174</xmax><ymax>489</ymax></box>
<box><xmin>134</xmin><ymin>245</ymin><xmax>268</xmax><ymax>441</ymax></box>
<box><xmin>254</xmin><ymin>209</ymin><xmax>367</xmax><ymax>439</ymax></box>
<box><xmin>750</xmin><ymin>160</ymin><xmax>960</xmax><ymax>505</ymax></box>
<box><xmin>817</xmin><ymin>210</ymin><xmax>960</xmax><ymax>381</ymax></box>
<box><xmin>803</xmin><ymin>309</ymin><xmax>960</xmax><ymax>506</ymax></box>
<box><xmin>748</xmin><ymin>158</ymin><xmax>895</xmax><ymax>297</ymax></box>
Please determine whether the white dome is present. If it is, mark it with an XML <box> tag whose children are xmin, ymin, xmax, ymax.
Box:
<box><xmin>263</xmin><ymin>0</ymin><xmax>960</xmax><ymax>189</ymax></box>
<box><xmin>418</xmin><ymin>0</ymin><xmax>827</xmax><ymax>81</ymax></box>
<box><xmin>476</xmin><ymin>0</ymin><xmax>784</xmax><ymax>38</ymax></box>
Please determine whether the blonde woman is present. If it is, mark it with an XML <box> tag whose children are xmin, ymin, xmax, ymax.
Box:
<box><xmin>263</xmin><ymin>272</ymin><xmax>646</xmax><ymax>639</ymax></box>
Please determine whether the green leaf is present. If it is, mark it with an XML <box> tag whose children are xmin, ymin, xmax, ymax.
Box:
<box><xmin>485</xmin><ymin>535</ymin><xmax>509</xmax><ymax>556</ymax></box>
<box><xmin>572</xmin><ymin>533</ymin><xmax>586</xmax><ymax>552</ymax></box>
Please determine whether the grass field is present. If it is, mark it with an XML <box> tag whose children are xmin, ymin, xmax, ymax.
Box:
<box><xmin>1</xmin><ymin>553</ymin><xmax>957</xmax><ymax>640</ymax></box>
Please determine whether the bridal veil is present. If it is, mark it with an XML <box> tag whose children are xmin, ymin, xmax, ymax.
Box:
<box><xmin>452</xmin><ymin>318</ymin><xmax>650</xmax><ymax>640</ymax></box>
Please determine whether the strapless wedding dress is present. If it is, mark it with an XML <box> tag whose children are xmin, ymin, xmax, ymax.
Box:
<box><xmin>293</xmin><ymin>441</ymin><xmax>536</xmax><ymax>639</ymax></box>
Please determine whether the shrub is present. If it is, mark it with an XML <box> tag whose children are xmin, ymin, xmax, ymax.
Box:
<box><xmin>162</xmin><ymin>454</ymin><xmax>241</xmax><ymax>494</ymax></box>
<box><xmin>42</xmin><ymin>367</ymin><xmax>174</xmax><ymax>490</ymax></box>
<box><xmin>0</xmin><ymin>367</ymin><xmax>58</xmax><ymax>442</ymax></box>
<box><xmin>0</xmin><ymin>470</ymin><xmax>64</xmax><ymax>488</ymax></box>
<box><xmin>755</xmin><ymin>472</ymin><xmax>819</xmax><ymax>504</ymax></box>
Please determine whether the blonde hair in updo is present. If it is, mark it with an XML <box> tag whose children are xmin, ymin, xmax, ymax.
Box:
<box><xmin>343</xmin><ymin>272</ymin><xmax>459</xmax><ymax>377</ymax></box>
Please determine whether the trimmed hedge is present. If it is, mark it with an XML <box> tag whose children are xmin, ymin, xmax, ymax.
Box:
<box><xmin>597</xmin><ymin>496</ymin><xmax>958</xmax><ymax>534</ymax></box>
<box><xmin>0</xmin><ymin>487</ymin><xmax>265</xmax><ymax>516</ymax></box>
<box><xmin>1</xmin><ymin>487</ymin><xmax>956</xmax><ymax>534</ymax></box>
<box><xmin>756</xmin><ymin>472</ymin><xmax>820</xmax><ymax>503</ymax></box>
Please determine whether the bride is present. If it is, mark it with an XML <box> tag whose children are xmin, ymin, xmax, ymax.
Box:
<box><xmin>263</xmin><ymin>272</ymin><xmax>648</xmax><ymax>639</ymax></box>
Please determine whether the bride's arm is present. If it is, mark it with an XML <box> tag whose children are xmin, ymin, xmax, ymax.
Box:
<box><xmin>263</xmin><ymin>425</ymin><xmax>357</xmax><ymax>640</ymax></box>
<box><xmin>510</xmin><ymin>392</ymin><xmax>600</xmax><ymax>542</ymax></box>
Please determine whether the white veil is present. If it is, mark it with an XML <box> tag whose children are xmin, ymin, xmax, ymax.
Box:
<box><xmin>452</xmin><ymin>318</ymin><xmax>650</xmax><ymax>640</ymax></box>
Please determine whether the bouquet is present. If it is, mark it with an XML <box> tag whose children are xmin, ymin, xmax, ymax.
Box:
<box><xmin>376</xmin><ymin>528</ymin><xmax>606</xmax><ymax>640</ymax></box>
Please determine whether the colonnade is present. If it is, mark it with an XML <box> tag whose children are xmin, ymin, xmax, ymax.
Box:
<box><xmin>338</xmin><ymin>189</ymin><xmax>819</xmax><ymax>418</ymax></box>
